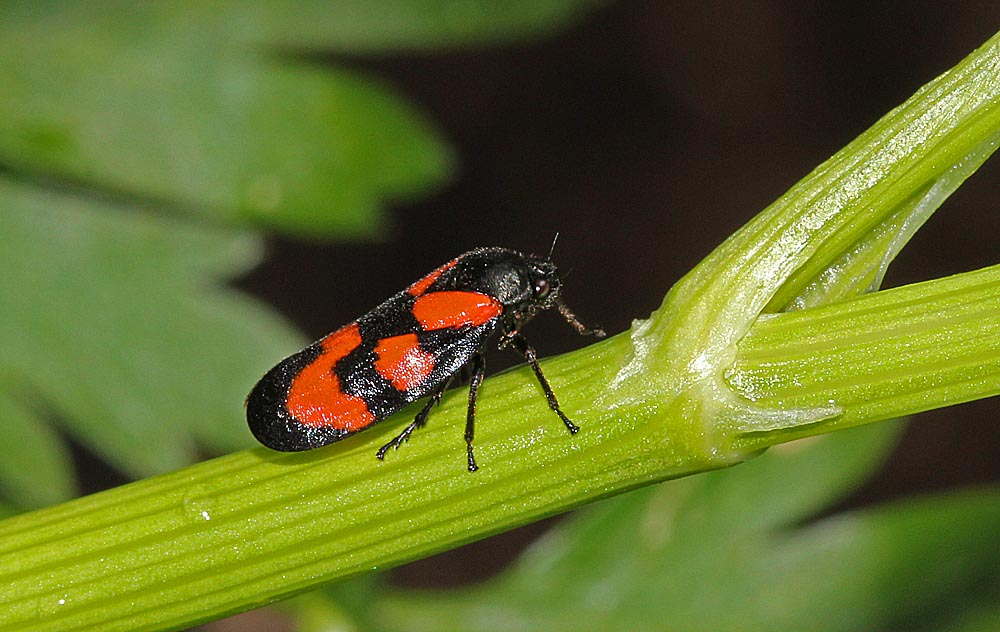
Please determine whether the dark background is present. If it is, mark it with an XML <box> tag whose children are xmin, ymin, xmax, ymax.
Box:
<box><xmin>237</xmin><ymin>1</ymin><xmax>1000</xmax><ymax>588</ymax></box>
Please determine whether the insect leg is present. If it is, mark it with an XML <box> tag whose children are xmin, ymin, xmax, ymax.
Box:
<box><xmin>465</xmin><ymin>352</ymin><xmax>486</xmax><ymax>472</ymax></box>
<box><xmin>555</xmin><ymin>299</ymin><xmax>606</xmax><ymax>338</ymax></box>
<box><xmin>376</xmin><ymin>375</ymin><xmax>453</xmax><ymax>461</ymax></box>
<box><xmin>507</xmin><ymin>332</ymin><xmax>580</xmax><ymax>434</ymax></box>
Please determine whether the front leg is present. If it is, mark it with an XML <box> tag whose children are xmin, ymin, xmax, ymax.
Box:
<box><xmin>507</xmin><ymin>332</ymin><xmax>579</xmax><ymax>434</ymax></box>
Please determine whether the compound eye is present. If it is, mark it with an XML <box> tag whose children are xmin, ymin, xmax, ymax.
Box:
<box><xmin>534</xmin><ymin>277</ymin><xmax>551</xmax><ymax>299</ymax></box>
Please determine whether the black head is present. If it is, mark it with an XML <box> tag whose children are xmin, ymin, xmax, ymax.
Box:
<box><xmin>448</xmin><ymin>247</ymin><xmax>562</xmax><ymax>326</ymax></box>
<box><xmin>521</xmin><ymin>255</ymin><xmax>562</xmax><ymax>311</ymax></box>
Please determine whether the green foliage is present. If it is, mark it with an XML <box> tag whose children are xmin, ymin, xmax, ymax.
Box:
<box><xmin>0</xmin><ymin>0</ymin><xmax>601</xmax><ymax>234</ymax></box>
<box><xmin>0</xmin><ymin>390</ymin><xmax>73</xmax><ymax>510</ymax></box>
<box><xmin>0</xmin><ymin>2</ymin><xmax>453</xmax><ymax>235</ymax></box>
<box><xmin>0</xmin><ymin>181</ymin><xmax>302</xmax><ymax>480</ymax></box>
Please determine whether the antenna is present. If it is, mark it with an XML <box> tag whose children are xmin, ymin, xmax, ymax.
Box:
<box><xmin>548</xmin><ymin>232</ymin><xmax>560</xmax><ymax>259</ymax></box>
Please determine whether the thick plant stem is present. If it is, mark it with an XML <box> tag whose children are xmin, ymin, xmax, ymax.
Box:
<box><xmin>731</xmin><ymin>263</ymin><xmax>1000</xmax><ymax>450</ymax></box>
<box><xmin>1</xmin><ymin>28</ymin><xmax>999</xmax><ymax>632</ymax></box>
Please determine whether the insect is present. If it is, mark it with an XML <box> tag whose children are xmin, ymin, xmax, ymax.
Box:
<box><xmin>246</xmin><ymin>246</ymin><xmax>604</xmax><ymax>471</ymax></box>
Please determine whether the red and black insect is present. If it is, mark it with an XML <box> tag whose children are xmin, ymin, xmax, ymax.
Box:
<box><xmin>246</xmin><ymin>246</ymin><xmax>604</xmax><ymax>471</ymax></box>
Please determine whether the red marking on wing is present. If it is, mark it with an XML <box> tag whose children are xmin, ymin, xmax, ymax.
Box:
<box><xmin>408</xmin><ymin>258</ymin><xmax>459</xmax><ymax>296</ymax></box>
<box><xmin>286</xmin><ymin>323</ymin><xmax>375</xmax><ymax>432</ymax></box>
<box><xmin>374</xmin><ymin>333</ymin><xmax>436</xmax><ymax>392</ymax></box>
<box><xmin>412</xmin><ymin>291</ymin><xmax>502</xmax><ymax>330</ymax></box>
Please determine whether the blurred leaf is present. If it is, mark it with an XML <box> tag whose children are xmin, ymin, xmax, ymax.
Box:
<box><xmin>0</xmin><ymin>391</ymin><xmax>74</xmax><ymax>510</ymax></box>
<box><xmin>0</xmin><ymin>178</ymin><xmax>303</xmax><ymax>478</ymax></box>
<box><xmin>290</xmin><ymin>590</ymin><xmax>367</xmax><ymax>632</ymax></box>
<box><xmin>233</xmin><ymin>0</ymin><xmax>607</xmax><ymax>51</ymax></box>
<box><xmin>940</xmin><ymin>601</ymin><xmax>1000</xmax><ymax>632</ymax></box>
<box><xmin>781</xmin><ymin>492</ymin><xmax>1000</xmax><ymax>632</ymax></box>
<box><xmin>0</xmin><ymin>6</ymin><xmax>451</xmax><ymax>236</ymax></box>
<box><xmin>0</xmin><ymin>0</ymin><xmax>603</xmax><ymax>237</ymax></box>
<box><xmin>374</xmin><ymin>422</ymin><xmax>996</xmax><ymax>630</ymax></box>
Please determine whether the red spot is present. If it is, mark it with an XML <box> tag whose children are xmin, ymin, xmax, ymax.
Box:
<box><xmin>374</xmin><ymin>333</ymin><xmax>436</xmax><ymax>392</ymax></box>
<box><xmin>412</xmin><ymin>291</ymin><xmax>502</xmax><ymax>330</ymax></box>
<box><xmin>408</xmin><ymin>258</ymin><xmax>459</xmax><ymax>296</ymax></box>
<box><xmin>287</xmin><ymin>324</ymin><xmax>375</xmax><ymax>431</ymax></box>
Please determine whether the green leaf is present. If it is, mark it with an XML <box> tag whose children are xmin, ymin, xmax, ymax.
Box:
<box><xmin>939</xmin><ymin>601</ymin><xmax>1000</xmax><ymax>632</ymax></box>
<box><xmin>233</xmin><ymin>0</ymin><xmax>607</xmax><ymax>51</ymax></box>
<box><xmin>0</xmin><ymin>8</ymin><xmax>451</xmax><ymax>236</ymax></box>
<box><xmin>0</xmin><ymin>391</ymin><xmax>75</xmax><ymax>510</ymax></box>
<box><xmin>0</xmin><ymin>1</ymin><xmax>604</xmax><ymax>237</ymax></box>
<box><xmin>0</xmin><ymin>178</ymin><xmax>303</xmax><ymax>477</ymax></box>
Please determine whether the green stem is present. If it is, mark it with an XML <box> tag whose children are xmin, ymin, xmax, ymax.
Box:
<box><xmin>1</xmin><ymin>28</ymin><xmax>999</xmax><ymax>632</ymax></box>
<box><xmin>731</xmin><ymin>263</ymin><xmax>1000</xmax><ymax>450</ymax></box>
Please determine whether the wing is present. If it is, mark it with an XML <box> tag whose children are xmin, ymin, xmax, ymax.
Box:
<box><xmin>339</xmin><ymin>321</ymin><xmax>497</xmax><ymax>420</ymax></box>
<box><xmin>246</xmin><ymin>322</ymin><xmax>372</xmax><ymax>451</ymax></box>
<box><xmin>246</xmin><ymin>289</ymin><xmax>503</xmax><ymax>452</ymax></box>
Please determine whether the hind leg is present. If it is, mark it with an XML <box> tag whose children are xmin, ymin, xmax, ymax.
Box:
<box><xmin>376</xmin><ymin>376</ymin><xmax>453</xmax><ymax>460</ymax></box>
